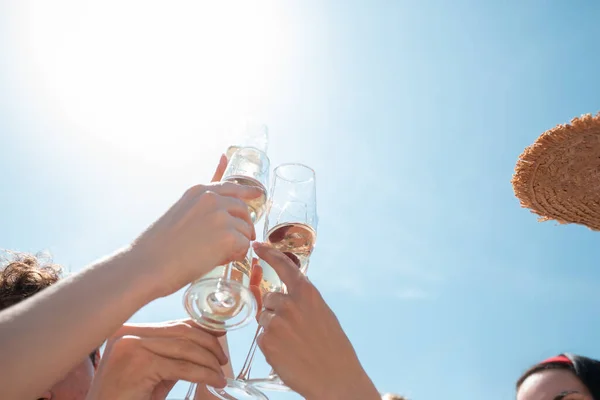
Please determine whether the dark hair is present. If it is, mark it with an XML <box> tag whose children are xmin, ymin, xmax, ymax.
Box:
<box><xmin>516</xmin><ymin>359</ymin><xmax>575</xmax><ymax>389</ymax></box>
<box><xmin>516</xmin><ymin>353</ymin><xmax>600</xmax><ymax>400</ymax></box>
<box><xmin>0</xmin><ymin>251</ymin><xmax>97</xmax><ymax>365</ymax></box>
<box><xmin>0</xmin><ymin>252</ymin><xmax>62</xmax><ymax>310</ymax></box>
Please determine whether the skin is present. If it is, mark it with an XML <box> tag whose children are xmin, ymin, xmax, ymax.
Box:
<box><xmin>84</xmin><ymin>159</ymin><xmax>235</xmax><ymax>400</ymax></box>
<box><xmin>35</xmin><ymin>321</ymin><xmax>232</xmax><ymax>400</ymax></box>
<box><xmin>37</xmin><ymin>352</ymin><xmax>99</xmax><ymax>400</ymax></box>
<box><xmin>517</xmin><ymin>369</ymin><xmax>593</xmax><ymax>400</ymax></box>
<box><xmin>0</xmin><ymin>155</ymin><xmax>261</xmax><ymax>400</ymax></box>
<box><xmin>87</xmin><ymin>320</ymin><xmax>233</xmax><ymax>400</ymax></box>
<box><xmin>253</xmin><ymin>242</ymin><xmax>381</xmax><ymax>400</ymax></box>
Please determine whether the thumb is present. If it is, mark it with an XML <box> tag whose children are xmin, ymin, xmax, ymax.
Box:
<box><xmin>252</xmin><ymin>243</ymin><xmax>304</xmax><ymax>294</ymax></box>
<box><xmin>211</xmin><ymin>154</ymin><xmax>228</xmax><ymax>182</ymax></box>
<box><xmin>151</xmin><ymin>381</ymin><xmax>177</xmax><ymax>400</ymax></box>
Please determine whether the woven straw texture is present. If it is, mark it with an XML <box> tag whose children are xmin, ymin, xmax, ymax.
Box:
<box><xmin>512</xmin><ymin>113</ymin><xmax>600</xmax><ymax>231</ymax></box>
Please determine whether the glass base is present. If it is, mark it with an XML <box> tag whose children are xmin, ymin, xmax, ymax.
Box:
<box><xmin>246</xmin><ymin>375</ymin><xmax>291</xmax><ymax>392</ymax></box>
<box><xmin>208</xmin><ymin>379</ymin><xmax>268</xmax><ymax>400</ymax></box>
<box><xmin>183</xmin><ymin>278</ymin><xmax>256</xmax><ymax>332</ymax></box>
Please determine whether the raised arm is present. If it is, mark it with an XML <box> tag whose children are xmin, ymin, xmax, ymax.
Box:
<box><xmin>253</xmin><ymin>243</ymin><xmax>381</xmax><ymax>400</ymax></box>
<box><xmin>0</xmin><ymin>156</ymin><xmax>262</xmax><ymax>399</ymax></box>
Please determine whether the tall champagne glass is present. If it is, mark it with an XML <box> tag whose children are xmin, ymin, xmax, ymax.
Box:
<box><xmin>225</xmin><ymin>122</ymin><xmax>269</xmax><ymax>161</ymax></box>
<box><xmin>208</xmin><ymin>163</ymin><xmax>317</xmax><ymax>399</ymax></box>
<box><xmin>183</xmin><ymin>124</ymin><xmax>269</xmax><ymax>400</ymax></box>
<box><xmin>183</xmin><ymin>147</ymin><xmax>270</xmax><ymax>332</ymax></box>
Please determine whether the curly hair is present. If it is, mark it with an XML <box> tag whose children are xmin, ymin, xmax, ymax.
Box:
<box><xmin>0</xmin><ymin>251</ymin><xmax>97</xmax><ymax>365</ymax></box>
<box><xmin>0</xmin><ymin>252</ymin><xmax>63</xmax><ymax>311</ymax></box>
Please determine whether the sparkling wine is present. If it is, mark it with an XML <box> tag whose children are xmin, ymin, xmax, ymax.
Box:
<box><xmin>228</xmin><ymin>256</ymin><xmax>252</xmax><ymax>284</ymax></box>
<box><xmin>267</xmin><ymin>222</ymin><xmax>316</xmax><ymax>268</ymax></box>
<box><xmin>255</xmin><ymin>223</ymin><xmax>316</xmax><ymax>294</ymax></box>
<box><xmin>222</xmin><ymin>175</ymin><xmax>267</xmax><ymax>223</ymax></box>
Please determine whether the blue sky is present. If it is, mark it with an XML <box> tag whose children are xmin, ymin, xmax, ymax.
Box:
<box><xmin>2</xmin><ymin>1</ymin><xmax>600</xmax><ymax>399</ymax></box>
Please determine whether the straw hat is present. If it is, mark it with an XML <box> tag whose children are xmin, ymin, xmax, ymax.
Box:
<box><xmin>512</xmin><ymin>112</ymin><xmax>600</xmax><ymax>231</ymax></box>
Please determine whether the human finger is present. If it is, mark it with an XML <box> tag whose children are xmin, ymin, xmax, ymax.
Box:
<box><xmin>227</xmin><ymin>212</ymin><xmax>255</xmax><ymax>241</ymax></box>
<box><xmin>220</xmin><ymin>230</ymin><xmax>251</xmax><ymax>263</ymax></box>
<box><xmin>113</xmin><ymin>321</ymin><xmax>228</xmax><ymax>365</ymax></box>
<box><xmin>154</xmin><ymin>356</ymin><xmax>227</xmax><ymax>389</ymax></box>
<box><xmin>263</xmin><ymin>292</ymin><xmax>287</xmax><ymax>312</ymax></box>
<box><xmin>208</xmin><ymin>181</ymin><xmax>264</xmax><ymax>200</ymax></box>
<box><xmin>142</xmin><ymin>337</ymin><xmax>224</xmax><ymax>375</ymax></box>
<box><xmin>257</xmin><ymin>310</ymin><xmax>277</xmax><ymax>331</ymax></box>
<box><xmin>180</xmin><ymin>319</ymin><xmax>226</xmax><ymax>337</ymax></box>
<box><xmin>211</xmin><ymin>154</ymin><xmax>228</xmax><ymax>182</ymax></box>
<box><xmin>249</xmin><ymin>258</ymin><xmax>262</xmax><ymax>287</ymax></box>
<box><xmin>252</xmin><ymin>243</ymin><xmax>304</xmax><ymax>293</ymax></box>
<box><xmin>249</xmin><ymin>261</ymin><xmax>264</xmax><ymax>313</ymax></box>
<box><xmin>206</xmin><ymin>194</ymin><xmax>255</xmax><ymax>236</ymax></box>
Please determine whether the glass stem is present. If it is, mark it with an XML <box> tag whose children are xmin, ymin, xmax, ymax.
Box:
<box><xmin>236</xmin><ymin>325</ymin><xmax>263</xmax><ymax>380</ymax></box>
<box><xmin>221</xmin><ymin>262</ymin><xmax>233</xmax><ymax>281</ymax></box>
<box><xmin>184</xmin><ymin>382</ymin><xmax>196</xmax><ymax>400</ymax></box>
<box><xmin>219</xmin><ymin>240</ymin><xmax>254</xmax><ymax>286</ymax></box>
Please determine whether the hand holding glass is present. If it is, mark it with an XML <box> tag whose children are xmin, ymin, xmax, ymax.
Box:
<box><xmin>209</xmin><ymin>163</ymin><xmax>318</xmax><ymax>400</ymax></box>
<box><xmin>183</xmin><ymin>147</ymin><xmax>270</xmax><ymax>332</ymax></box>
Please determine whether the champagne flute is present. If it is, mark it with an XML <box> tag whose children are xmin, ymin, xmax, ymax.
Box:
<box><xmin>208</xmin><ymin>163</ymin><xmax>318</xmax><ymax>399</ymax></box>
<box><xmin>226</xmin><ymin>121</ymin><xmax>269</xmax><ymax>161</ymax></box>
<box><xmin>183</xmin><ymin>147</ymin><xmax>270</xmax><ymax>333</ymax></box>
<box><xmin>183</xmin><ymin>125</ymin><xmax>269</xmax><ymax>400</ymax></box>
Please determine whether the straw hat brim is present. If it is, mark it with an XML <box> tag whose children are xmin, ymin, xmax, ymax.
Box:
<box><xmin>512</xmin><ymin>113</ymin><xmax>600</xmax><ymax>231</ymax></box>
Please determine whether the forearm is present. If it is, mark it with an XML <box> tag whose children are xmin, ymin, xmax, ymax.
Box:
<box><xmin>0</xmin><ymin>248</ymin><xmax>158</xmax><ymax>399</ymax></box>
<box><xmin>335</xmin><ymin>370</ymin><xmax>381</xmax><ymax>400</ymax></box>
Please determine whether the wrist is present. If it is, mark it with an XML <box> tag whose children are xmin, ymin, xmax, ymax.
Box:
<box><xmin>97</xmin><ymin>246</ymin><xmax>164</xmax><ymax>307</ymax></box>
<box><xmin>118</xmin><ymin>244</ymin><xmax>171</xmax><ymax>301</ymax></box>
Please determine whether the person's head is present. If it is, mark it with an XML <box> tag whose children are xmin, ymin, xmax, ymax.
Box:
<box><xmin>0</xmin><ymin>252</ymin><xmax>100</xmax><ymax>400</ymax></box>
<box><xmin>516</xmin><ymin>354</ymin><xmax>600</xmax><ymax>400</ymax></box>
<box><xmin>382</xmin><ymin>394</ymin><xmax>408</xmax><ymax>400</ymax></box>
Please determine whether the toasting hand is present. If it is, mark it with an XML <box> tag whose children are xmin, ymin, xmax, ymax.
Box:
<box><xmin>86</xmin><ymin>319</ymin><xmax>230</xmax><ymax>400</ymax></box>
<box><xmin>253</xmin><ymin>243</ymin><xmax>380</xmax><ymax>400</ymax></box>
<box><xmin>131</xmin><ymin>154</ymin><xmax>263</xmax><ymax>297</ymax></box>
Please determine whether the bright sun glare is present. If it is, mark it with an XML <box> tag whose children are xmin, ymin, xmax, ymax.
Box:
<box><xmin>9</xmin><ymin>1</ymin><xmax>284</xmax><ymax>162</ymax></box>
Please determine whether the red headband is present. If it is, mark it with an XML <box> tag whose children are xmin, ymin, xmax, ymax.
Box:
<box><xmin>541</xmin><ymin>355</ymin><xmax>572</xmax><ymax>365</ymax></box>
